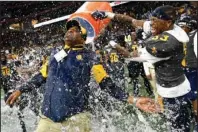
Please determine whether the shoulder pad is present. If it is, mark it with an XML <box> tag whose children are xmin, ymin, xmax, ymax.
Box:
<box><xmin>145</xmin><ymin>32</ymin><xmax>181</xmax><ymax>58</ymax></box>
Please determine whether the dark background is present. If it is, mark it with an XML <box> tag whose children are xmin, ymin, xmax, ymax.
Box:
<box><xmin>0</xmin><ymin>1</ymin><xmax>188</xmax><ymax>48</ymax></box>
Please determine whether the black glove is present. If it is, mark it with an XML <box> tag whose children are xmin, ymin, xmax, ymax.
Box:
<box><xmin>91</xmin><ymin>10</ymin><xmax>107</xmax><ymax>20</ymax></box>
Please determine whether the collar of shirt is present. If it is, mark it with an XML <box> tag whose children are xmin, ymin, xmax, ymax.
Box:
<box><xmin>64</xmin><ymin>44</ymin><xmax>84</xmax><ymax>51</ymax></box>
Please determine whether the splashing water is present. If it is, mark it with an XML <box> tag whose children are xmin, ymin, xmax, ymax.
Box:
<box><xmin>1</xmin><ymin>70</ymin><xmax>166</xmax><ymax>132</ymax></box>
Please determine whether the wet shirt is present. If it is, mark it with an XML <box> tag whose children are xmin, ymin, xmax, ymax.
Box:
<box><xmin>105</xmin><ymin>48</ymin><xmax>125</xmax><ymax>88</ymax></box>
<box><xmin>1</xmin><ymin>63</ymin><xmax>20</xmax><ymax>94</ymax></box>
<box><xmin>132</xmin><ymin>22</ymin><xmax>191</xmax><ymax>98</ymax></box>
<box><xmin>18</xmin><ymin>46</ymin><xmax>128</xmax><ymax>122</ymax></box>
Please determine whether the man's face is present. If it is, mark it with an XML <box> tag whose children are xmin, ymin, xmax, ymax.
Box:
<box><xmin>150</xmin><ymin>17</ymin><xmax>171</xmax><ymax>36</ymax></box>
<box><xmin>64</xmin><ymin>26</ymin><xmax>83</xmax><ymax>45</ymax></box>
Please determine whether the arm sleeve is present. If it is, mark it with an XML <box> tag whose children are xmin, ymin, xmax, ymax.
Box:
<box><xmin>18</xmin><ymin>73</ymin><xmax>46</xmax><ymax>93</ymax></box>
<box><xmin>99</xmin><ymin>77</ymin><xmax>129</xmax><ymax>102</ymax></box>
<box><xmin>125</xmin><ymin>47</ymin><xmax>170</xmax><ymax>64</ymax></box>
<box><xmin>90</xmin><ymin>52</ymin><xmax>129</xmax><ymax>101</ymax></box>
<box><xmin>91</xmin><ymin>64</ymin><xmax>129</xmax><ymax>102</ymax></box>
<box><xmin>18</xmin><ymin>60</ymin><xmax>48</xmax><ymax>93</ymax></box>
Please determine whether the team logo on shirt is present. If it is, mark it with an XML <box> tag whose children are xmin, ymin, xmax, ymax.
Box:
<box><xmin>76</xmin><ymin>55</ymin><xmax>83</xmax><ymax>60</ymax></box>
<box><xmin>151</xmin><ymin>47</ymin><xmax>157</xmax><ymax>54</ymax></box>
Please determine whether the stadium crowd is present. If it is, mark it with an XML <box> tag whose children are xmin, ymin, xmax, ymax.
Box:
<box><xmin>1</xmin><ymin>2</ymin><xmax>197</xmax><ymax>132</ymax></box>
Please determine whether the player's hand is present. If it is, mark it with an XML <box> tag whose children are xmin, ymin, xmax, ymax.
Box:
<box><xmin>6</xmin><ymin>90</ymin><xmax>22</xmax><ymax>106</ymax></box>
<box><xmin>136</xmin><ymin>97</ymin><xmax>161</xmax><ymax>113</ymax></box>
<box><xmin>91</xmin><ymin>10</ymin><xmax>107</xmax><ymax>20</ymax></box>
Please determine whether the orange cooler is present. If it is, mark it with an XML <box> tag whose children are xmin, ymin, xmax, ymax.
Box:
<box><xmin>68</xmin><ymin>2</ymin><xmax>112</xmax><ymax>43</ymax></box>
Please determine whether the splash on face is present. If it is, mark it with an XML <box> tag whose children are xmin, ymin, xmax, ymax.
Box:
<box><xmin>150</xmin><ymin>17</ymin><xmax>171</xmax><ymax>36</ymax></box>
<box><xmin>64</xmin><ymin>26</ymin><xmax>83</xmax><ymax>45</ymax></box>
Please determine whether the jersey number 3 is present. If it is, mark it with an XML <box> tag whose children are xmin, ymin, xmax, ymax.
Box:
<box><xmin>152</xmin><ymin>35</ymin><xmax>169</xmax><ymax>41</ymax></box>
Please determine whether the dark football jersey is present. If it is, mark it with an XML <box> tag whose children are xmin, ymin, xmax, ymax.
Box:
<box><xmin>145</xmin><ymin>32</ymin><xmax>185</xmax><ymax>88</ymax></box>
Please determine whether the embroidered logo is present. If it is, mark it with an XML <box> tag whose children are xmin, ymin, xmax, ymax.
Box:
<box><xmin>76</xmin><ymin>55</ymin><xmax>83</xmax><ymax>60</ymax></box>
<box><xmin>151</xmin><ymin>47</ymin><xmax>157</xmax><ymax>54</ymax></box>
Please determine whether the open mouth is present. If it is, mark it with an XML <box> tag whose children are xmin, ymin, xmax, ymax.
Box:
<box><xmin>150</xmin><ymin>22</ymin><xmax>157</xmax><ymax>35</ymax></box>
